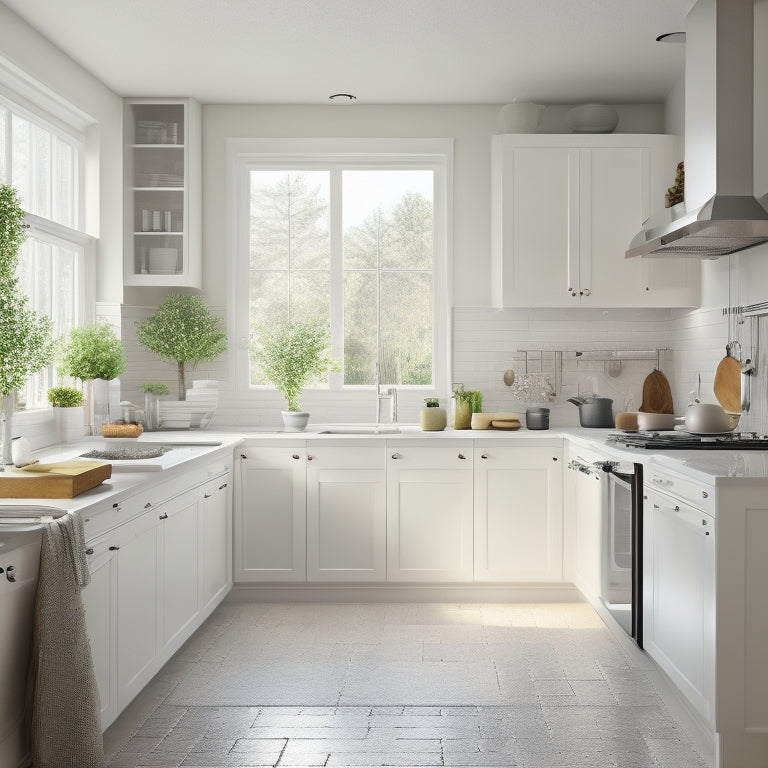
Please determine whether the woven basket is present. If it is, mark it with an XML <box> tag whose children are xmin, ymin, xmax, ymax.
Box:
<box><xmin>102</xmin><ymin>423</ymin><xmax>144</xmax><ymax>438</ymax></box>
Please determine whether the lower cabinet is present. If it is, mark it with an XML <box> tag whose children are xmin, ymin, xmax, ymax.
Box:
<box><xmin>81</xmin><ymin>459</ymin><xmax>232</xmax><ymax>731</ymax></box>
<box><xmin>306</xmin><ymin>443</ymin><xmax>386</xmax><ymax>581</ymax></box>
<box><xmin>473</xmin><ymin>442</ymin><xmax>563</xmax><ymax>581</ymax></box>
<box><xmin>643</xmin><ymin>486</ymin><xmax>716</xmax><ymax>725</ymax></box>
<box><xmin>235</xmin><ymin>442</ymin><xmax>307</xmax><ymax>581</ymax></box>
<box><xmin>386</xmin><ymin>443</ymin><xmax>474</xmax><ymax>582</ymax></box>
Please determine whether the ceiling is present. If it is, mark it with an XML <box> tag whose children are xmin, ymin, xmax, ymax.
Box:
<box><xmin>2</xmin><ymin>0</ymin><xmax>694</xmax><ymax>104</ymax></box>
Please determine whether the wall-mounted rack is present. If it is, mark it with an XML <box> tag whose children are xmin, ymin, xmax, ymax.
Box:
<box><xmin>723</xmin><ymin>301</ymin><xmax>768</xmax><ymax>318</ymax></box>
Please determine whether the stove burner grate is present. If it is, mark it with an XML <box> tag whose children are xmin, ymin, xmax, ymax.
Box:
<box><xmin>608</xmin><ymin>431</ymin><xmax>768</xmax><ymax>449</ymax></box>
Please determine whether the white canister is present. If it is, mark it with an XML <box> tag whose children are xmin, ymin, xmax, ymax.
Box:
<box><xmin>498</xmin><ymin>101</ymin><xmax>545</xmax><ymax>133</ymax></box>
<box><xmin>11</xmin><ymin>436</ymin><xmax>33</xmax><ymax>467</ymax></box>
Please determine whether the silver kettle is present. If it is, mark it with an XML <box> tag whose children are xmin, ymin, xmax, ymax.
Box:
<box><xmin>567</xmin><ymin>395</ymin><xmax>614</xmax><ymax>428</ymax></box>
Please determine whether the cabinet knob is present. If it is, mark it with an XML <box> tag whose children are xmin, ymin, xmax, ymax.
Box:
<box><xmin>480</xmin><ymin>453</ymin><xmax>488</xmax><ymax>459</ymax></box>
<box><xmin>582</xmin><ymin>288</ymin><xmax>591</xmax><ymax>297</ymax></box>
<box><xmin>144</xmin><ymin>501</ymin><xmax>152</xmax><ymax>509</ymax></box>
<box><xmin>552</xmin><ymin>456</ymin><xmax>558</xmax><ymax>461</ymax></box>
<box><xmin>674</xmin><ymin>505</ymin><xmax>680</xmax><ymax>512</ymax></box>
<box><xmin>218</xmin><ymin>483</ymin><xmax>228</xmax><ymax>490</ymax></box>
<box><xmin>307</xmin><ymin>455</ymin><xmax>314</xmax><ymax>461</ymax></box>
<box><xmin>292</xmin><ymin>454</ymin><xmax>300</xmax><ymax>460</ymax></box>
<box><xmin>571</xmin><ymin>291</ymin><xmax>577</xmax><ymax>297</ymax></box>
<box><xmin>702</xmin><ymin>491</ymin><xmax>709</xmax><ymax>499</ymax></box>
<box><xmin>240</xmin><ymin>453</ymin><xmax>247</xmax><ymax>459</ymax></box>
<box><xmin>204</xmin><ymin>492</ymin><xmax>212</xmax><ymax>499</ymax></box>
<box><xmin>112</xmin><ymin>502</ymin><xmax>120</xmax><ymax>509</ymax></box>
<box><xmin>159</xmin><ymin>512</ymin><xmax>168</xmax><ymax>520</ymax></box>
<box><xmin>85</xmin><ymin>548</ymin><xmax>94</xmax><ymax>556</ymax></box>
<box><xmin>5</xmin><ymin>566</ymin><xmax>16</xmax><ymax>582</ymax></box>
<box><xmin>391</xmin><ymin>452</ymin><xmax>402</xmax><ymax>460</ymax></box>
<box><xmin>109</xmin><ymin>545</ymin><xmax>120</xmax><ymax>551</ymax></box>
<box><xmin>458</xmin><ymin>453</ymin><xmax>466</xmax><ymax>460</ymax></box>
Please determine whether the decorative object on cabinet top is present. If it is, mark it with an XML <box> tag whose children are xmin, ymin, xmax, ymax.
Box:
<box><xmin>565</xmin><ymin>104</ymin><xmax>619</xmax><ymax>133</ymax></box>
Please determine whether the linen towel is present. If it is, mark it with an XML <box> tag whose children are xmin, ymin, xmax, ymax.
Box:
<box><xmin>24</xmin><ymin>511</ymin><xmax>105</xmax><ymax>767</ymax></box>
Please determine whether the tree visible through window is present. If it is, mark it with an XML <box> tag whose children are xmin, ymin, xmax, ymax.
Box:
<box><xmin>248</xmin><ymin>167</ymin><xmax>434</xmax><ymax>388</ymax></box>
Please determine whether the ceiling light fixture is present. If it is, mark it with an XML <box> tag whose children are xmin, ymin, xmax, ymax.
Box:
<box><xmin>329</xmin><ymin>93</ymin><xmax>357</xmax><ymax>102</ymax></box>
<box><xmin>655</xmin><ymin>32</ymin><xmax>686</xmax><ymax>43</ymax></box>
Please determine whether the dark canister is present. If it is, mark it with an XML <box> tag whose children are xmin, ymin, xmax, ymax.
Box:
<box><xmin>525</xmin><ymin>407</ymin><xmax>550</xmax><ymax>430</ymax></box>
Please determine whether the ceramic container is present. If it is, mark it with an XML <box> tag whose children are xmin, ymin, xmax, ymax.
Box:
<box><xmin>566</xmin><ymin>104</ymin><xmax>619</xmax><ymax>133</ymax></box>
<box><xmin>498</xmin><ymin>101</ymin><xmax>545</xmax><ymax>133</ymax></box>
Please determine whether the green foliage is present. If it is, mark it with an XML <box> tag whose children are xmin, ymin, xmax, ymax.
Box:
<box><xmin>251</xmin><ymin>319</ymin><xmax>337</xmax><ymax>412</ymax></box>
<box><xmin>59</xmin><ymin>322</ymin><xmax>126</xmax><ymax>381</ymax></box>
<box><xmin>47</xmin><ymin>386</ymin><xmax>84</xmax><ymax>407</ymax></box>
<box><xmin>453</xmin><ymin>388</ymin><xmax>483</xmax><ymax>413</ymax></box>
<box><xmin>0</xmin><ymin>184</ymin><xmax>55</xmax><ymax>395</ymax></box>
<box><xmin>141</xmin><ymin>382</ymin><xmax>169</xmax><ymax>395</ymax></box>
<box><xmin>424</xmin><ymin>397</ymin><xmax>440</xmax><ymax>407</ymax></box>
<box><xmin>135</xmin><ymin>293</ymin><xmax>227</xmax><ymax>367</ymax></box>
<box><xmin>135</xmin><ymin>293</ymin><xmax>227</xmax><ymax>399</ymax></box>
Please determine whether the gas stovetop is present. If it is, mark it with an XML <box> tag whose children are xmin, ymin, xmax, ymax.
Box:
<box><xmin>608</xmin><ymin>431</ymin><xmax>768</xmax><ymax>450</ymax></box>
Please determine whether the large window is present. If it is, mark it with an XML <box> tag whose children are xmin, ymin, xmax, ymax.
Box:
<box><xmin>0</xmin><ymin>85</ymin><xmax>92</xmax><ymax>409</ymax></box>
<box><xmin>230</xmin><ymin>139</ymin><xmax>451</xmax><ymax>397</ymax></box>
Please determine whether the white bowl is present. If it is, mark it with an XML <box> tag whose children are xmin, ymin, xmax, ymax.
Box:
<box><xmin>498</xmin><ymin>102</ymin><xmax>544</xmax><ymax>133</ymax></box>
<box><xmin>566</xmin><ymin>104</ymin><xmax>619</xmax><ymax>133</ymax></box>
<box><xmin>149</xmin><ymin>247</ymin><xmax>178</xmax><ymax>273</ymax></box>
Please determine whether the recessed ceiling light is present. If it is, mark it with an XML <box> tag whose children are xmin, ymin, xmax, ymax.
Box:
<box><xmin>656</xmin><ymin>32</ymin><xmax>686</xmax><ymax>43</ymax></box>
<box><xmin>329</xmin><ymin>93</ymin><xmax>357</xmax><ymax>102</ymax></box>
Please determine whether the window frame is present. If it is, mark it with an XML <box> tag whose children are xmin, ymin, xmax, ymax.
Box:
<box><xmin>227</xmin><ymin>138</ymin><xmax>453</xmax><ymax>401</ymax></box>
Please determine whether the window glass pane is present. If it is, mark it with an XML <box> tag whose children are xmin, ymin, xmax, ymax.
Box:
<box><xmin>249</xmin><ymin>170</ymin><xmax>329</xmax><ymax>269</ymax></box>
<box><xmin>343</xmin><ymin>271</ymin><xmax>377</xmax><ymax>385</ymax></box>
<box><xmin>11</xmin><ymin>114</ymin><xmax>30</xmax><ymax>203</ymax></box>
<box><xmin>53</xmin><ymin>137</ymin><xmax>75</xmax><ymax>228</ymax></box>
<box><xmin>380</xmin><ymin>271</ymin><xmax>433</xmax><ymax>386</ymax></box>
<box><xmin>30</xmin><ymin>123</ymin><xmax>51</xmax><ymax>219</ymax></box>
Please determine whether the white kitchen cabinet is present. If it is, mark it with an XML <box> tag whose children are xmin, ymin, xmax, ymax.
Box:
<box><xmin>386</xmin><ymin>442</ymin><xmax>474</xmax><ymax>582</ymax></box>
<box><xmin>83</xmin><ymin>454</ymin><xmax>233</xmax><ymax>730</ymax></box>
<box><xmin>473</xmin><ymin>441</ymin><xmax>563</xmax><ymax>582</ymax></box>
<box><xmin>306</xmin><ymin>443</ymin><xmax>387</xmax><ymax>581</ymax></box>
<box><xmin>201</xmin><ymin>475</ymin><xmax>232</xmax><ymax>611</ymax></box>
<box><xmin>115</xmin><ymin>509</ymin><xmax>161</xmax><ymax>710</ymax></box>
<box><xmin>81</xmin><ymin>540</ymin><xmax>118</xmax><ymax>728</ymax></box>
<box><xmin>643</xmin><ymin>484</ymin><xmax>716</xmax><ymax>725</ymax></box>
<box><xmin>123</xmin><ymin>98</ymin><xmax>202</xmax><ymax>287</ymax></box>
<box><xmin>235</xmin><ymin>442</ymin><xmax>307</xmax><ymax>582</ymax></box>
<box><xmin>491</xmin><ymin>134</ymin><xmax>699</xmax><ymax>308</ymax></box>
<box><xmin>158</xmin><ymin>489</ymin><xmax>200</xmax><ymax>652</ymax></box>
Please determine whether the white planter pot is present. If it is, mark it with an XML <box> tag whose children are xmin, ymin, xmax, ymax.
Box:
<box><xmin>282</xmin><ymin>411</ymin><xmax>310</xmax><ymax>432</ymax></box>
<box><xmin>55</xmin><ymin>406</ymin><xmax>85</xmax><ymax>444</ymax></box>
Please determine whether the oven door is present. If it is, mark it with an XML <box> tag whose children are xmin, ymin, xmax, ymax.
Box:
<box><xmin>603</xmin><ymin>465</ymin><xmax>643</xmax><ymax>646</ymax></box>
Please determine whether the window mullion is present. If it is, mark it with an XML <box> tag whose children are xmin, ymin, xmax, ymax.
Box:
<box><xmin>329</xmin><ymin>167</ymin><xmax>344</xmax><ymax>389</ymax></box>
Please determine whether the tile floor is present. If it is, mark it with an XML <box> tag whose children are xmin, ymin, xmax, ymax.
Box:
<box><xmin>104</xmin><ymin>601</ymin><xmax>712</xmax><ymax>767</ymax></box>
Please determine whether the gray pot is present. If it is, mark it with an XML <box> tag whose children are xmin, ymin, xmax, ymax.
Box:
<box><xmin>567</xmin><ymin>396</ymin><xmax>614</xmax><ymax>428</ymax></box>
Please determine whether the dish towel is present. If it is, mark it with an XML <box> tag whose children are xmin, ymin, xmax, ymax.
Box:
<box><xmin>24</xmin><ymin>511</ymin><xmax>106</xmax><ymax>767</ymax></box>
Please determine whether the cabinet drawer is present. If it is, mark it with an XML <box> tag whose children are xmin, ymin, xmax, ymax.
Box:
<box><xmin>645</xmin><ymin>465</ymin><xmax>715</xmax><ymax>516</ymax></box>
<box><xmin>387</xmin><ymin>444</ymin><xmax>473</xmax><ymax>469</ymax></box>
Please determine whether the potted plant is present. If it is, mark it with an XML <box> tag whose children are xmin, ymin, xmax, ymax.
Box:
<box><xmin>59</xmin><ymin>322</ymin><xmax>126</xmax><ymax>434</ymax></box>
<box><xmin>0</xmin><ymin>184</ymin><xmax>55</xmax><ymax>464</ymax></box>
<box><xmin>141</xmin><ymin>382</ymin><xmax>169</xmax><ymax>431</ymax></box>
<box><xmin>452</xmin><ymin>387</ymin><xmax>483</xmax><ymax>430</ymax></box>
<box><xmin>250</xmin><ymin>319</ymin><xmax>337</xmax><ymax>431</ymax></box>
<box><xmin>47</xmin><ymin>386</ymin><xmax>85</xmax><ymax>443</ymax></box>
<box><xmin>135</xmin><ymin>293</ymin><xmax>227</xmax><ymax>401</ymax></box>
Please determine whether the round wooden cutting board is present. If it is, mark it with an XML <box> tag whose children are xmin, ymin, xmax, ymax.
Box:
<box><xmin>639</xmin><ymin>369</ymin><xmax>674</xmax><ymax>414</ymax></box>
<box><xmin>713</xmin><ymin>355</ymin><xmax>742</xmax><ymax>413</ymax></box>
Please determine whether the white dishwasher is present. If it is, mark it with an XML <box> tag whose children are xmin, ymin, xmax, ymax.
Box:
<box><xmin>0</xmin><ymin>507</ymin><xmax>66</xmax><ymax>768</ymax></box>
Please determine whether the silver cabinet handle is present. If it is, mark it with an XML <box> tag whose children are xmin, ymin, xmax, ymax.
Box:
<box><xmin>458</xmin><ymin>454</ymin><xmax>466</xmax><ymax>460</ymax></box>
<box><xmin>159</xmin><ymin>512</ymin><xmax>168</xmax><ymax>520</ymax></box>
<box><xmin>391</xmin><ymin>453</ymin><xmax>402</xmax><ymax>460</ymax></box>
<box><xmin>6</xmin><ymin>566</ymin><xmax>16</xmax><ymax>582</ymax></box>
<box><xmin>240</xmin><ymin>453</ymin><xmax>247</xmax><ymax>459</ymax></box>
<box><xmin>702</xmin><ymin>491</ymin><xmax>709</xmax><ymax>499</ymax></box>
<box><xmin>109</xmin><ymin>545</ymin><xmax>120</xmax><ymax>551</ymax></box>
<box><xmin>204</xmin><ymin>492</ymin><xmax>212</xmax><ymax>498</ymax></box>
<box><xmin>292</xmin><ymin>454</ymin><xmax>300</xmax><ymax>460</ymax></box>
<box><xmin>480</xmin><ymin>453</ymin><xmax>488</xmax><ymax>459</ymax></box>
<box><xmin>144</xmin><ymin>501</ymin><xmax>152</xmax><ymax>509</ymax></box>
<box><xmin>85</xmin><ymin>548</ymin><xmax>94</xmax><ymax>556</ymax></box>
<box><xmin>307</xmin><ymin>455</ymin><xmax>314</xmax><ymax>461</ymax></box>
<box><xmin>582</xmin><ymin>288</ymin><xmax>591</xmax><ymax>296</ymax></box>
<box><xmin>218</xmin><ymin>483</ymin><xmax>228</xmax><ymax>490</ymax></box>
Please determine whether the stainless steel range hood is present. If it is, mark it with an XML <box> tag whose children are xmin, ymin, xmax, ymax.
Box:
<box><xmin>627</xmin><ymin>0</ymin><xmax>768</xmax><ymax>259</ymax></box>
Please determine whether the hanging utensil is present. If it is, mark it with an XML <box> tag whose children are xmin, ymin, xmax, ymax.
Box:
<box><xmin>740</xmin><ymin>316</ymin><xmax>757</xmax><ymax>413</ymax></box>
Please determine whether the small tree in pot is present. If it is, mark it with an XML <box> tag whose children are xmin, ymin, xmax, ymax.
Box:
<box><xmin>250</xmin><ymin>319</ymin><xmax>337</xmax><ymax>431</ymax></box>
<box><xmin>135</xmin><ymin>293</ymin><xmax>227</xmax><ymax>400</ymax></box>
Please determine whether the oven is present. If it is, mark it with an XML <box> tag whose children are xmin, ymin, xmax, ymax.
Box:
<box><xmin>568</xmin><ymin>453</ymin><xmax>643</xmax><ymax>646</ymax></box>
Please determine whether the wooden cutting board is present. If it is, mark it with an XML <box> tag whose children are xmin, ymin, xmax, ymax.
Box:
<box><xmin>713</xmin><ymin>355</ymin><xmax>742</xmax><ymax>413</ymax></box>
<box><xmin>0</xmin><ymin>460</ymin><xmax>112</xmax><ymax>498</ymax></box>
<box><xmin>639</xmin><ymin>369</ymin><xmax>674</xmax><ymax>414</ymax></box>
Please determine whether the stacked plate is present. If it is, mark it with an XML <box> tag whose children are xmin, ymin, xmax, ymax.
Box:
<box><xmin>149</xmin><ymin>248</ymin><xmax>178</xmax><ymax>274</ymax></box>
<box><xmin>158</xmin><ymin>381</ymin><xmax>218</xmax><ymax>429</ymax></box>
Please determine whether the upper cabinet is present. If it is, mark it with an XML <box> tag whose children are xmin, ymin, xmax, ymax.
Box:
<box><xmin>123</xmin><ymin>98</ymin><xmax>202</xmax><ymax>288</ymax></box>
<box><xmin>491</xmin><ymin>134</ymin><xmax>700</xmax><ymax>308</ymax></box>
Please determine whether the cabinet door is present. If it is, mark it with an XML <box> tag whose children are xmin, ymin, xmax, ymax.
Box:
<box><xmin>387</xmin><ymin>444</ymin><xmax>474</xmax><ymax>582</ymax></box>
<box><xmin>201</xmin><ymin>474</ymin><xmax>232</xmax><ymax>610</ymax></box>
<box><xmin>474</xmin><ymin>444</ymin><xmax>563</xmax><ymax>582</ymax></box>
<box><xmin>569</xmin><ymin>460</ymin><xmax>605</xmax><ymax>600</ymax></box>
<box><xmin>82</xmin><ymin>543</ymin><xmax>118</xmax><ymax>729</ymax></box>
<box><xmin>159</xmin><ymin>490</ymin><xmax>200</xmax><ymax>652</ymax></box>
<box><xmin>235</xmin><ymin>445</ymin><xmax>307</xmax><ymax>582</ymax></box>
<box><xmin>643</xmin><ymin>488</ymin><xmax>716</xmax><ymax>724</ymax></box>
<box><xmin>491</xmin><ymin>143</ymin><xmax>571</xmax><ymax>307</ymax></box>
<box><xmin>306</xmin><ymin>444</ymin><xmax>386</xmax><ymax>581</ymax></box>
<box><xmin>116</xmin><ymin>511</ymin><xmax>160</xmax><ymax>710</ymax></box>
